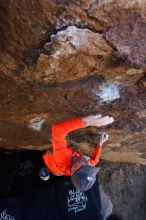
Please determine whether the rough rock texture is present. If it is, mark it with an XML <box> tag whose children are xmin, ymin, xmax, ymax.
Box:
<box><xmin>89</xmin><ymin>0</ymin><xmax>146</xmax><ymax>67</ymax></box>
<box><xmin>0</xmin><ymin>0</ymin><xmax>146</xmax><ymax>165</ymax></box>
<box><xmin>100</xmin><ymin>161</ymin><xmax>146</xmax><ymax>220</ymax></box>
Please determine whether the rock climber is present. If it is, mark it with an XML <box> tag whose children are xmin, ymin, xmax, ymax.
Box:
<box><xmin>40</xmin><ymin>114</ymin><xmax>114</xmax><ymax>192</ymax></box>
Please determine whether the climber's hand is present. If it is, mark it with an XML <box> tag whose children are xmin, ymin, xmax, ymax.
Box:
<box><xmin>83</xmin><ymin>115</ymin><xmax>114</xmax><ymax>127</ymax></box>
<box><xmin>100</xmin><ymin>132</ymin><xmax>109</xmax><ymax>146</ymax></box>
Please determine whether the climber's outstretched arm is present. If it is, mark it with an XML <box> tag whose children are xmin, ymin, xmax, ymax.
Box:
<box><xmin>89</xmin><ymin>132</ymin><xmax>109</xmax><ymax>166</ymax></box>
<box><xmin>52</xmin><ymin>116</ymin><xmax>113</xmax><ymax>161</ymax></box>
<box><xmin>52</xmin><ymin>118</ymin><xmax>85</xmax><ymax>159</ymax></box>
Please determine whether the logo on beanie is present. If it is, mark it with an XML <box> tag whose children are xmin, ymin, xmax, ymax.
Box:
<box><xmin>67</xmin><ymin>189</ymin><xmax>88</xmax><ymax>214</ymax></box>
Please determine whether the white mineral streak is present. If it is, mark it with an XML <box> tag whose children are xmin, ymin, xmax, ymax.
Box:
<box><xmin>44</xmin><ymin>26</ymin><xmax>111</xmax><ymax>63</ymax></box>
<box><xmin>97</xmin><ymin>82</ymin><xmax>120</xmax><ymax>103</ymax></box>
<box><xmin>29</xmin><ymin>117</ymin><xmax>46</xmax><ymax>131</ymax></box>
<box><xmin>57</xmin><ymin>26</ymin><xmax>89</xmax><ymax>48</ymax></box>
<box><xmin>46</xmin><ymin>26</ymin><xmax>94</xmax><ymax>58</ymax></box>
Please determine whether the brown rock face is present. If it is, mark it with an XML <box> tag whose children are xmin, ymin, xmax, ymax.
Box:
<box><xmin>35</xmin><ymin>26</ymin><xmax>113</xmax><ymax>83</ymax></box>
<box><xmin>0</xmin><ymin>0</ymin><xmax>146</xmax><ymax>164</ymax></box>
<box><xmin>89</xmin><ymin>0</ymin><xmax>146</xmax><ymax>67</ymax></box>
<box><xmin>100</xmin><ymin>161</ymin><xmax>146</xmax><ymax>220</ymax></box>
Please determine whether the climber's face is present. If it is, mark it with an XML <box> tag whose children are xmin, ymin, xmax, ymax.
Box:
<box><xmin>71</xmin><ymin>155</ymin><xmax>89</xmax><ymax>175</ymax></box>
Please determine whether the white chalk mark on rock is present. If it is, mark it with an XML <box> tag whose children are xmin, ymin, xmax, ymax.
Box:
<box><xmin>97</xmin><ymin>82</ymin><xmax>120</xmax><ymax>103</ymax></box>
<box><xmin>29</xmin><ymin>117</ymin><xmax>46</xmax><ymax>131</ymax></box>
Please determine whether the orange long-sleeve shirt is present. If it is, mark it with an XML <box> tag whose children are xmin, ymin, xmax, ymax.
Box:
<box><xmin>43</xmin><ymin>117</ymin><xmax>102</xmax><ymax>176</ymax></box>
